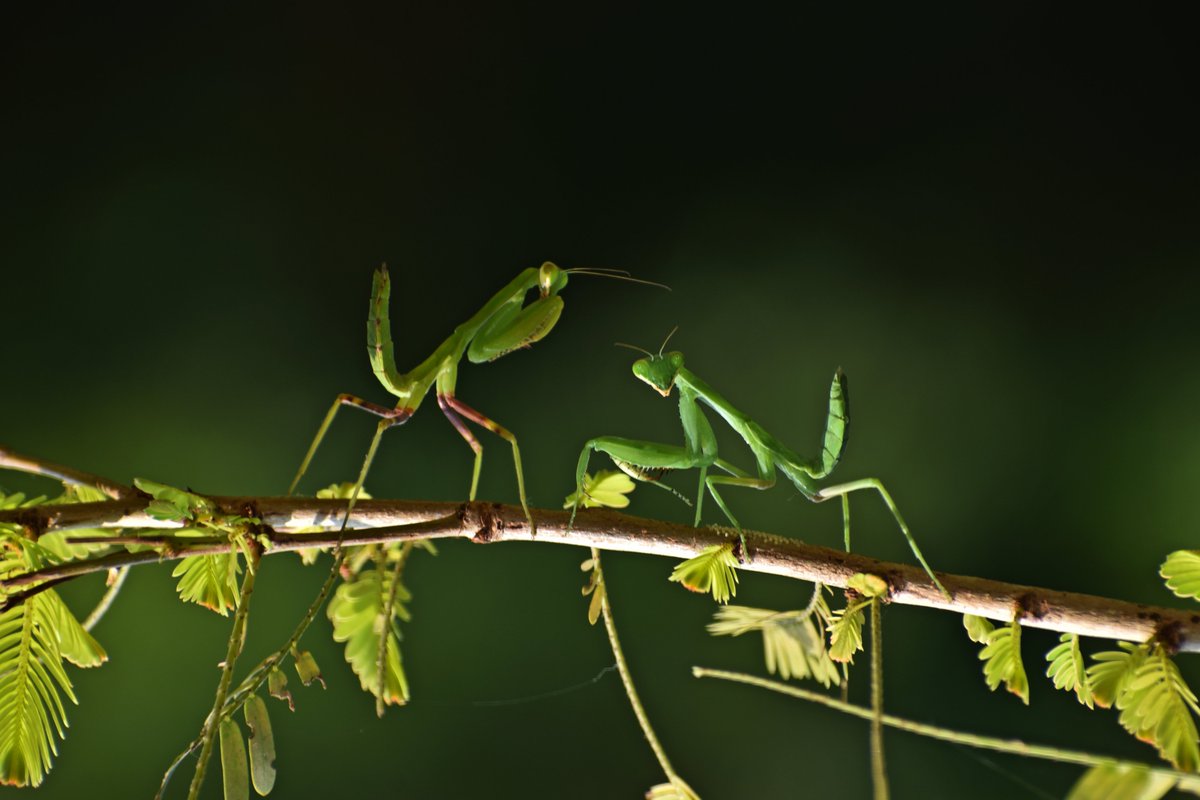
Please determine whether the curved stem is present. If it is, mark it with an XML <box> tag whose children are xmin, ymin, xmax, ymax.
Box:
<box><xmin>593</xmin><ymin>548</ymin><xmax>698</xmax><ymax>799</ymax></box>
<box><xmin>187</xmin><ymin>547</ymin><xmax>260</xmax><ymax>800</ymax></box>
<box><xmin>692</xmin><ymin>667</ymin><xmax>1199</xmax><ymax>785</ymax></box>
<box><xmin>377</xmin><ymin>541</ymin><xmax>413</xmax><ymax>716</ymax></box>
<box><xmin>869</xmin><ymin>599</ymin><xmax>888</xmax><ymax>800</ymax></box>
<box><xmin>82</xmin><ymin>566</ymin><xmax>129</xmax><ymax>632</ymax></box>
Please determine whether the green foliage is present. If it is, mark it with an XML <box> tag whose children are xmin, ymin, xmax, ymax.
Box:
<box><xmin>327</xmin><ymin>566</ymin><xmax>410</xmax><ymax>707</ymax></box>
<box><xmin>219</xmin><ymin>717</ymin><xmax>249</xmax><ymax>800</ymax></box>
<box><xmin>244</xmin><ymin>695</ymin><xmax>277</xmax><ymax>796</ymax></box>
<box><xmin>173</xmin><ymin>553</ymin><xmax>241</xmax><ymax>616</ymax></box>
<box><xmin>1089</xmin><ymin>642</ymin><xmax>1148</xmax><ymax>709</ymax></box>
<box><xmin>0</xmin><ymin>507</ymin><xmax>104</xmax><ymax>788</ymax></box>
<box><xmin>1160</xmin><ymin>551</ymin><xmax>1200</xmax><ymax>602</ymax></box>
<box><xmin>962</xmin><ymin>614</ymin><xmax>994</xmax><ymax>644</ymax></box>
<box><xmin>829</xmin><ymin>600</ymin><xmax>868</xmax><ymax>664</ymax></box>
<box><xmin>669</xmin><ymin>543</ymin><xmax>739</xmax><ymax>604</ymax></box>
<box><xmin>134</xmin><ymin>477</ymin><xmax>215</xmax><ymax>522</ymax></box>
<box><xmin>293</xmin><ymin>650</ymin><xmax>324</xmax><ymax>689</ymax></box>
<box><xmin>708</xmin><ymin>601</ymin><xmax>839</xmax><ymax>687</ymax></box>
<box><xmin>846</xmin><ymin>573</ymin><xmax>887</xmax><ymax>598</ymax></box>
<box><xmin>580</xmin><ymin>556</ymin><xmax>606</xmax><ymax>626</ymax></box>
<box><xmin>1087</xmin><ymin>643</ymin><xmax>1200</xmax><ymax>771</ymax></box>
<box><xmin>1114</xmin><ymin>648</ymin><xmax>1200</xmax><ymax>771</ymax></box>
<box><xmin>1046</xmin><ymin>633</ymin><xmax>1094</xmax><ymax>709</ymax></box>
<box><xmin>646</xmin><ymin>780</ymin><xmax>701</xmax><ymax>800</ymax></box>
<box><xmin>979</xmin><ymin>622</ymin><xmax>1029</xmax><ymax>704</ymax></box>
<box><xmin>1066</xmin><ymin>764</ymin><xmax>1176</xmax><ymax>800</ymax></box>
<box><xmin>0</xmin><ymin>594</ymin><xmax>78</xmax><ymax>787</ymax></box>
<box><xmin>268</xmin><ymin>668</ymin><xmax>294</xmax><ymax>711</ymax></box>
<box><xmin>564</xmin><ymin>470</ymin><xmax>636</xmax><ymax>510</ymax></box>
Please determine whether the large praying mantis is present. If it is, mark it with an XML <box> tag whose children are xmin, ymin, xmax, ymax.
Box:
<box><xmin>289</xmin><ymin>262</ymin><xmax>657</xmax><ymax>530</ymax></box>
<box><xmin>570</xmin><ymin>336</ymin><xmax>950</xmax><ymax>599</ymax></box>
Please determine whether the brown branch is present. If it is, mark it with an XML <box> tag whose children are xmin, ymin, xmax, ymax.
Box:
<box><xmin>1</xmin><ymin>496</ymin><xmax>1198</xmax><ymax>652</ymax></box>
<box><xmin>0</xmin><ymin>445</ymin><xmax>136</xmax><ymax>500</ymax></box>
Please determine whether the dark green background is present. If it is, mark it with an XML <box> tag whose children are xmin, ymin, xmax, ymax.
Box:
<box><xmin>4</xmin><ymin>6</ymin><xmax>1199</xmax><ymax>799</ymax></box>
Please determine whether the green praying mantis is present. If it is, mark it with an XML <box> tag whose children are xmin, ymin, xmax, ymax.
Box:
<box><xmin>289</xmin><ymin>262</ymin><xmax>661</xmax><ymax>530</ymax></box>
<box><xmin>570</xmin><ymin>334</ymin><xmax>950</xmax><ymax>599</ymax></box>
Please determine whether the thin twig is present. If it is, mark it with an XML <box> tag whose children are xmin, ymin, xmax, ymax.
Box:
<box><xmin>376</xmin><ymin>541</ymin><xmax>414</xmax><ymax>716</ymax></box>
<box><xmin>82</xmin><ymin>566</ymin><xmax>129</xmax><ymax>632</ymax></box>
<box><xmin>0</xmin><ymin>445</ymin><xmax>136</xmax><ymax>499</ymax></box>
<box><xmin>4</xmin><ymin>497</ymin><xmax>1200</xmax><ymax>652</ymax></box>
<box><xmin>869</xmin><ymin>599</ymin><xmax>887</xmax><ymax>800</ymax></box>
<box><xmin>593</xmin><ymin>548</ymin><xmax>698</xmax><ymax>799</ymax></box>
<box><xmin>186</xmin><ymin>546</ymin><xmax>261</xmax><ymax>800</ymax></box>
<box><xmin>692</xmin><ymin>668</ymin><xmax>1200</xmax><ymax>788</ymax></box>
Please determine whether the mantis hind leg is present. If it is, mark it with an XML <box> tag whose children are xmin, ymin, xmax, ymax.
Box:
<box><xmin>814</xmin><ymin>477</ymin><xmax>950</xmax><ymax>600</ymax></box>
<box><xmin>289</xmin><ymin>393</ymin><xmax>411</xmax><ymax>496</ymax></box>
<box><xmin>440</xmin><ymin>394</ymin><xmax>535</xmax><ymax>535</ymax></box>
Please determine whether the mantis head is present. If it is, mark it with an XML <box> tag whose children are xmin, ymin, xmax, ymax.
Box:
<box><xmin>632</xmin><ymin>351</ymin><xmax>685</xmax><ymax>397</ymax></box>
<box><xmin>539</xmin><ymin>262</ymin><xmax>569</xmax><ymax>296</ymax></box>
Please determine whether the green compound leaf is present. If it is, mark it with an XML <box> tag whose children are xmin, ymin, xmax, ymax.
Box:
<box><xmin>580</xmin><ymin>557</ymin><xmax>606</xmax><ymax>626</ymax></box>
<box><xmin>267</xmin><ymin>668</ymin><xmax>294</xmax><ymax>712</ymax></box>
<box><xmin>979</xmin><ymin>622</ymin><xmax>1029</xmax><ymax>705</ymax></box>
<box><xmin>1089</xmin><ymin>642</ymin><xmax>1148</xmax><ymax>710</ymax></box>
<box><xmin>1066</xmin><ymin>763</ymin><xmax>1175</xmax><ymax>800</ymax></box>
<box><xmin>133</xmin><ymin>478</ymin><xmax>214</xmax><ymax>522</ymax></box>
<box><xmin>709</xmin><ymin>605</ymin><xmax>839</xmax><ymax>687</ymax></box>
<box><xmin>1046</xmin><ymin>633</ymin><xmax>1094</xmax><ymax>709</ymax></box>
<box><xmin>43</xmin><ymin>591</ymin><xmax>106</xmax><ymax>668</ymax></box>
<box><xmin>244</xmin><ymin>695</ymin><xmax>277</xmax><ymax>796</ymax></box>
<box><xmin>1160</xmin><ymin>551</ymin><xmax>1200</xmax><ymax>602</ymax></box>
<box><xmin>172</xmin><ymin>552</ymin><xmax>241</xmax><ymax>616</ymax></box>
<box><xmin>646</xmin><ymin>779</ymin><xmax>701</xmax><ymax>800</ymax></box>
<box><xmin>327</xmin><ymin>569</ymin><xmax>410</xmax><ymax>707</ymax></box>
<box><xmin>293</xmin><ymin>650</ymin><xmax>324</xmax><ymax>689</ymax></box>
<box><xmin>846</xmin><ymin>573</ymin><xmax>888</xmax><ymax>599</ymax></box>
<box><xmin>829</xmin><ymin>601</ymin><xmax>867</xmax><ymax>664</ymax></box>
<box><xmin>564</xmin><ymin>470</ymin><xmax>636</xmax><ymax>510</ymax></box>
<box><xmin>1113</xmin><ymin>648</ymin><xmax>1200</xmax><ymax>771</ymax></box>
<box><xmin>669</xmin><ymin>543</ymin><xmax>739</xmax><ymax>604</ymax></box>
<box><xmin>0</xmin><ymin>592</ymin><xmax>79</xmax><ymax>787</ymax></box>
<box><xmin>219</xmin><ymin>717</ymin><xmax>249</xmax><ymax>800</ymax></box>
<box><xmin>963</xmin><ymin>614</ymin><xmax>995</xmax><ymax>644</ymax></box>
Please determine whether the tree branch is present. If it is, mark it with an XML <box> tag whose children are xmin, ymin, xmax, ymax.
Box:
<box><xmin>1</xmin><ymin>496</ymin><xmax>1197</xmax><ymax>652</ymax></box>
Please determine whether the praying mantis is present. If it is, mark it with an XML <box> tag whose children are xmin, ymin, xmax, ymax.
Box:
<box><xmin>289</xmin><ymin>262</ymin><xmax>658</xmax><ymax>529</ymax></box>
<box><xmin>570</xmin><ymin>335</ymin><xmax>951</xmax><ymax>599</ymax></box>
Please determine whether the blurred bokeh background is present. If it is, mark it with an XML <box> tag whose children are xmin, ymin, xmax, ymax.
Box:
<box><xmin>3</xmin><ymin>6</ymin><xmax>1199</xmax><ymax>798</ymax></box>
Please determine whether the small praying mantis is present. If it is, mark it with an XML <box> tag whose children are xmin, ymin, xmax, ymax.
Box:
<box><xmin>289</xmin><ymin>262</ymin><xmax>660</xmax><ymax>530</ymax></box>
<box><xmin>570</xmin><ymin>333</ymin><xmax>950</xmax><ymax>599</ymax></box>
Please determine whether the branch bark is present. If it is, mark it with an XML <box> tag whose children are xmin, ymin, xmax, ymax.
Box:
<box><xmin>2</xmin><ymin>495</ymin><xmax>1197</xmax><ymax>652</ymax></box>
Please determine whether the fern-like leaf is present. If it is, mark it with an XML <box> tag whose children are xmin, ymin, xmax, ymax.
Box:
<box><xmin>172</xmin><ymin>552</ymin><xmax>241</xmax><ymax>616</ymax></box>
<box><xmin>1114</xmin><ymin>648</ymin><xmax>1200</xmax><ymax>771</ymax></box>
<box><xmin>829</xmin><ymin>602</ymin><xmax>867</xmax><ymax>664</ymax></box>
<box><xmin>1046</xmin><ymin>633</ymin><xmax>1094</xmax><ymax>709</ymax></box>
<box><xmin>1066</xmin><ymin>763</ymin><xmax>1175</xmax><ymax>800</ymax></box>
<box><xmin>1161</xmin><ymin>551</ymin><xmax>1200</xmax><ymax>602</ymax></box>
<box><xmin>0</xmin><ymin>594</ymin><xmax>78</xmax><ymax>787</ymax></box>
<box><xmin>327</xmin><ymin>569</ymin><xmax>410</xmax><ymax>706</ymax></box>
<box><xmin>669</xmin><ymin>543</ymin><xmax>739</xmax><ymax>604</ymax></box>
<box><xmin>963</xmin><ymin>614</ymin><xmax>995</xmax><ymax>644</ymax></box>
<box><xmin>43</xmin><ymin>591</ymin><xmax>106</xmax><ymax>669</ymax></box>
<box><xmin>646</xmin><ymin>779</ymin><xmax>701</xmax><ymax>800</ymax></box>
<box><xmin>708</xmin><ymin>606</ymin><xmax>839</xmax><ymax>687</ymax></box>
<box><xmin>564</xmin><ymin>470</ymin><xmax>636</xmax><ymax>510</ymax></box>
<box><xmin>1089</xmin><ymin>642</ymin><xmax>1147</xmax><ymax>709</ymax></box>
<box><xmin>979</xmin><ymin>622</ymin><xmax>1029</xmax><ymax>704</ymax></box>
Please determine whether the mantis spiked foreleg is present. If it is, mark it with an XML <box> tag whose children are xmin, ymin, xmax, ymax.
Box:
<box><xmin>570</xmin><ymin>342</ymin><xmax>950</xmax><ymax>600</ymax></box>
